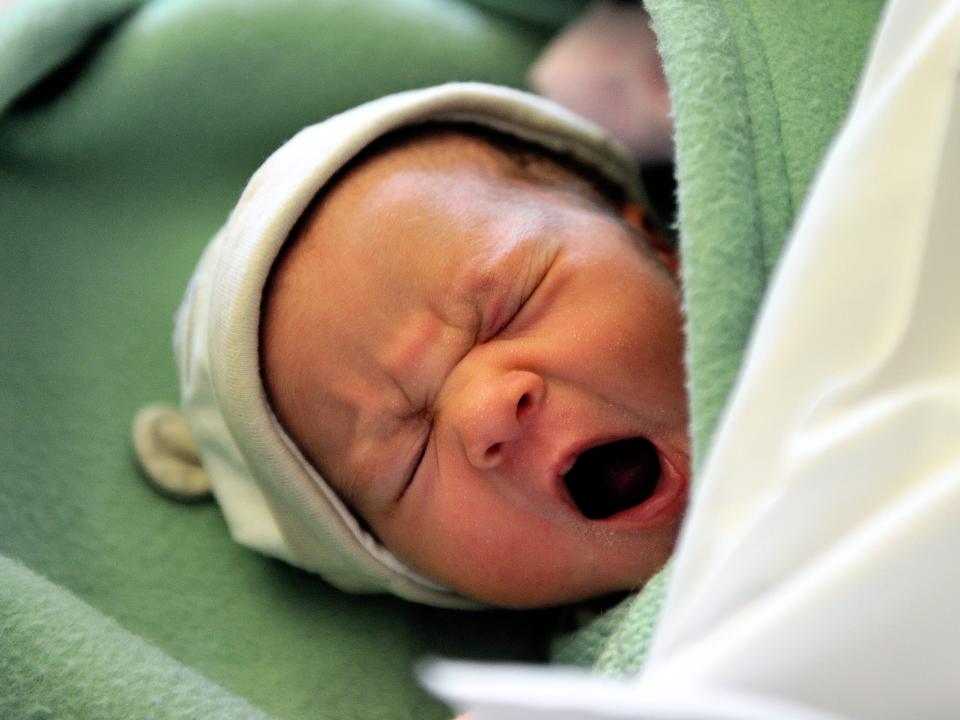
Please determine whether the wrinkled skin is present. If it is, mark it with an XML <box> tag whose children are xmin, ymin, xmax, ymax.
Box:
<box><xmin>261</xmin><ymin>130</ymin><xmax>690</xmax><ymax>607</ymax></box>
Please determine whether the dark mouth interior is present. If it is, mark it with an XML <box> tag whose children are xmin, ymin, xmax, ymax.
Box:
<box><xmin>563</xmin><ymin>437</ymin><xmax>661</xmax><ymax>519</ymax></box>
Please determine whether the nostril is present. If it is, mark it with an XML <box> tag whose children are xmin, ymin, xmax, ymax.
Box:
<box><xmin>484</xmin><ymin>443</ymin><xmax>502</xmax><ymax>462</ymax></box>
<box><xmin>517</xmin><ymin>392</ymin><xmax>530</xmax><ymax>413</ymax></box>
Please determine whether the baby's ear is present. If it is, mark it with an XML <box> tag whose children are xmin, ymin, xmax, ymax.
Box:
<box><xmin>620</xmin><ymin>200</ymin><xmax>680</xmax><ymax>276</ymax></box>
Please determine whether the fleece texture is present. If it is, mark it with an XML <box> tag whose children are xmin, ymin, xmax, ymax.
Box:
<box><xmin>652</xmin><ymin>0</ymin><xmax>886</xmax><ymax>470</ymax></box>
<box><xmin>0</xmin><ymin>0</ymin><xmax>885</xmax><ymax>716</ymax></box>
<box><xmin>0</xmin><ymin>555</ymin><xmax>272</xmax><ymax>720</ymax></box>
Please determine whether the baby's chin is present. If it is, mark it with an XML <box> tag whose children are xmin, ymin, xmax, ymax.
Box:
<box><xmin>445</xmin><ymin>530</ymin><xmax>681</xmax><ymax>610</ymax></box>
<box><xmin>464</xmin><ymin>557</ymin><xmax>672</xmax><ymax>610</ymax></box>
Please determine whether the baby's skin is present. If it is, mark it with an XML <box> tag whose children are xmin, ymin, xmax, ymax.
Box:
<box><xmin>261</xmin><ymin>126</ymin><xmax>690</xmax><ymax>608</ymax></box>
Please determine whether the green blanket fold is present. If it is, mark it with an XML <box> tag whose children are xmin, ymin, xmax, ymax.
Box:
<box><xmin>0</xmin><ymin>555</ymin><xmax>272</xmax><ymax>720</ymax></box>
<box><xmin>0</xmin><ymin>0</ymin><xmax>145</xmax><ymax>114</ymax></box>
<box><xmin>0</xmin><ymin>0</ymin><xmax>885</xmax><ymax>717</ymax></box>
<box><xmin>657</xmin><ymin>0</ymin><xmax>886</xmax><ymax>470</ymax></box>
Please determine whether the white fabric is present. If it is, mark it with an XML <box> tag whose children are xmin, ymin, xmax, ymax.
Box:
<box><xmin>421</xmin><ymin>661</ymin><xmax>846</xmax><ymax>720</ymax></box>
<box><xmin>174</xmin><ymin>82</ymin><xmax>642</xmax><ymax>608</ymax></box>
<box><xmin>427</xmin><ymin>0</ymin><xmax>960</xmax><ymax>714</ymax></box>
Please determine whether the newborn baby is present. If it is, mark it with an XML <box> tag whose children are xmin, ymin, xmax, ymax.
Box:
<box><xmin>139</xmin><ymin>83</ymin><xmax>690</xmax><ymax>609</ymax></box>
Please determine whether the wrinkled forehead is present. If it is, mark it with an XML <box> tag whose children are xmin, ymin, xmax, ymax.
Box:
<box><xmin>279</xmin><ymin>128</ymin><xmax>571</xmax><ymax>306</ymax></box>
<box><xmin>259</xmin><ymin>135</ymin><xmax>559</xmax><ymax>487</ymax></box>
<box><xmin>281</xmin><ymin>121</ymin><xmax>617</xmax><ymax>266</ymax></box>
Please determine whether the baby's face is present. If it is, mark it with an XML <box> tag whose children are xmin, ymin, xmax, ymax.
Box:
<box><xmin>262</xmin><ymin>132</ymin><xmax>690</xmax><ymax>608</ymax></box>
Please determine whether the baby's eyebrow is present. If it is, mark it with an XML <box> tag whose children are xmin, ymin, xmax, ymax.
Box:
<box><xmin>311</xmin><ymin>352</ymin><xmax>413</xmax><ymax>516</ymax></box>
<box><xmin>379</xmin><ymin>317</ymin><xmax>445</xmax><ymax>396</ymax></box>
<box><xmin>382</xmin><ymin>358</ymin><xmax>417</xmax><ymax>417</ymax></box>
<box><xmin>334</xmin><ymin>401</ymin><xmax>409</xmax><ymax>515</ymax></box>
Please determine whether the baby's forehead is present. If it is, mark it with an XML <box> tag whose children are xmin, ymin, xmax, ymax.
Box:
<box><xmin>289</xmin><ymin>130</ymin><xmax>492</xmax><ymax>247</ymax></box>
<box><xmin>276</xmin><ymin>140</ymin><xmax>490</xmax><ymax>267</ymax></box>
<box><xmin>303</xmin><ymin>122</ymin><xmax>617</xmax><ymax>230</ymax></box>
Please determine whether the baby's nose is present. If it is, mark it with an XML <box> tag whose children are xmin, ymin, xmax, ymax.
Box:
<box><xmin>453</xmin><ymin>370</ymin><xmax>545</xmax><ymax>470</ymax></box>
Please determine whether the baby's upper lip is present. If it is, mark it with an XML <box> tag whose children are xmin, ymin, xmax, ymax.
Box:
<box><xmin>549</xmin><ymin>433</ymin><xmax>633</xmax><ymax>479</ymax></box>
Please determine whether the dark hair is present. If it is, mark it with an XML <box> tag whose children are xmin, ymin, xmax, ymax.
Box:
<box><xmin>345</xmin><ymin>120</ymin><xmax>628</xmax><ymax>211</ymax></box>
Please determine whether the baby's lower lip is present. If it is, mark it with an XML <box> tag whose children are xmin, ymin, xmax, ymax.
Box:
<box><xmin>597</xmin><ymin>448</ymin><xmax>688</xmax><ymax>527</ymax></box>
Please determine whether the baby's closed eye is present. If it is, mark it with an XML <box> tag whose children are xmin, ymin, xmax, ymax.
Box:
<box><xmin>476</xmin><ymin>250</ymin><xmax>555</xmax><ymax>342</ymax></box>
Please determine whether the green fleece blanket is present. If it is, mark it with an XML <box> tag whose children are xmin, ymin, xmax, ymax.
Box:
<box><xmin>0</xmin><ymin>0</ymin><xmax>883</xmax><ymax>718</ymax></box>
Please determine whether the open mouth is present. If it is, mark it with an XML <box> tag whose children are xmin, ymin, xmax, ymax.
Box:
<box><xmin>563</xmin><ymin>437</ymin><xmax>662</xmax><ymax>520</ymax></box>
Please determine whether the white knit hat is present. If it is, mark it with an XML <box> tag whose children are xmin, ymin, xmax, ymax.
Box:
<box><xmin>140</xmin><ymin>82</ymin><xmax>641</xmax><ymax>608</ymax></box>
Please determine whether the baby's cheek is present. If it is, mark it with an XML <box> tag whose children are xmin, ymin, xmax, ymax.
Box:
<box><xmin>379</xmin><ymin>481</ymin><xmax>548</xmax><ymax>603</ymax></box>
